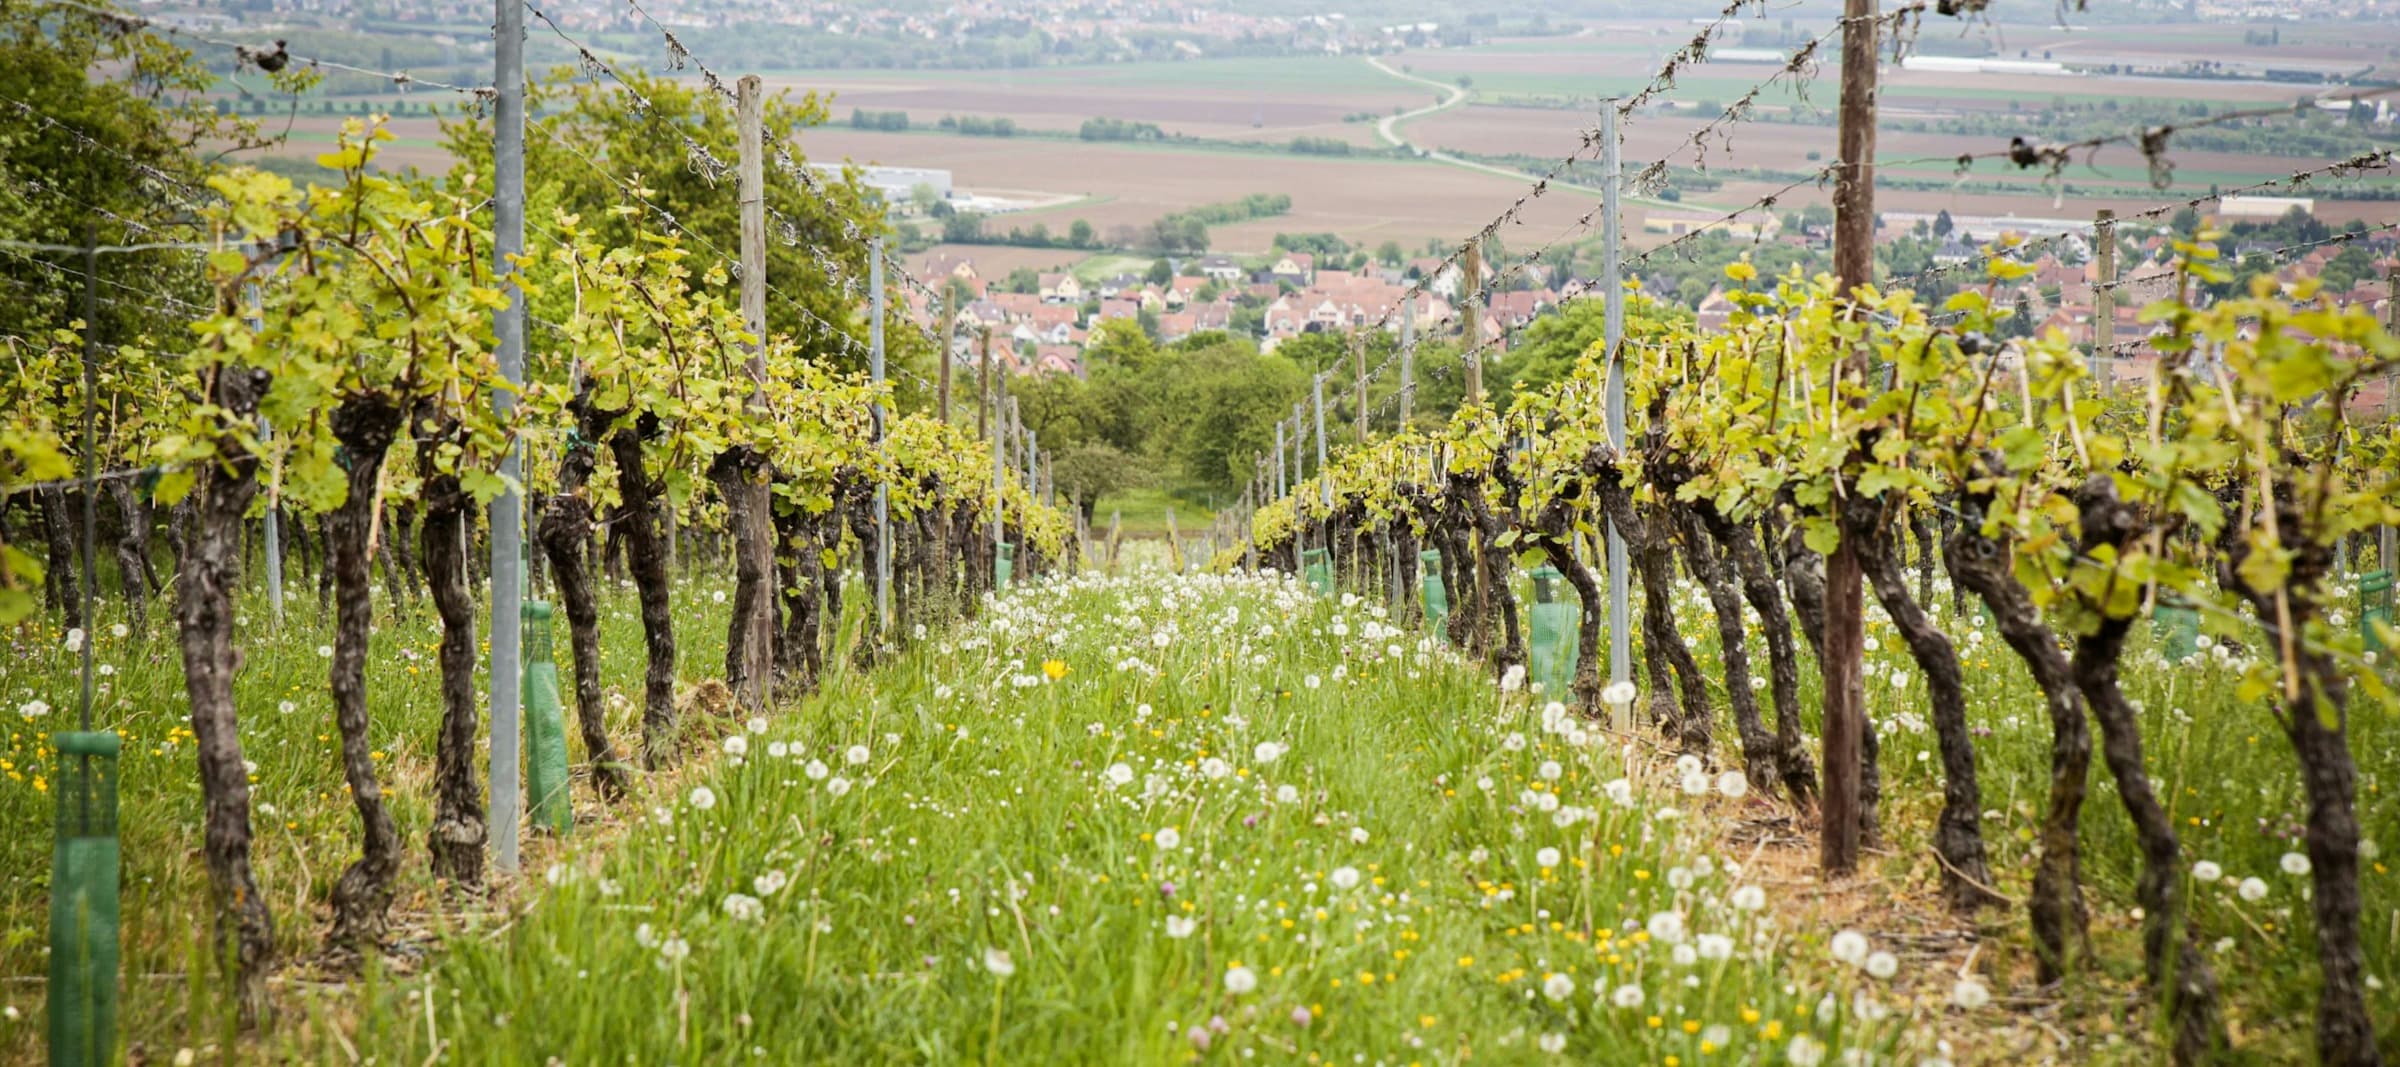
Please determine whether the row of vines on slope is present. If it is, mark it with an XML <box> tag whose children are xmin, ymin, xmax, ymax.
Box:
<box><xmin>2</xmin><ymin>121</ymin><xmax>1074</xmax><ymax>1024</ymax></box>
<box><xmin>1237</xmin><ymin>241</ymin><xmax>2398</xmax><ymax>1066</ymax></box>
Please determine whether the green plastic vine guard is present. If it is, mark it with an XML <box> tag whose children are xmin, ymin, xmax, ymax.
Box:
<box><xmin>522</xmin><ymin>601</ymin><xmax>573</xmax><ymax>835</ymax></box>
<box><xmin>49</xmin><ymin>730</ymin><xmax>119</xmax><ymax>1067</ymax></box>
<box><xmin>2362</xmin><ymin>570</ymin><xmax>2393</xmax><ymax>658</ymax></box>
<box><xmin>996</xmin><ymin>542</ymin><xmax>1015</xmax><ymax>592</ymax></box>
<box><xmin>1526</xmin><ymin>566</ymin><xmax>1579</xmax><ymax>699</ymax></box>
<box><xmin>1419</xmin><ymin>549</ymin><xmax>1448</xmax><ymax>641</ymax></box>
<box><xmin>2152</xmin><ymin>593</ymin><xmax>2200</xmax><ymax>662</ymax></box>
<box><xmin>1301</xmin><ymin>547</ymin><xmax>1333</xmax><ymax>598</ymax></box>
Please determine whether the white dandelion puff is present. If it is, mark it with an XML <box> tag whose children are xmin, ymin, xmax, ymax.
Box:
<box><xmin>1223</xmin><ymin>965</ymin><xmax>1257</xmax><ymax>994</ymax></box>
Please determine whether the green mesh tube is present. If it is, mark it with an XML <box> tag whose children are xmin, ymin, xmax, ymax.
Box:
<box><xmin>2363</xmin><ymin>570</ymin><xmax>2393</xmax><ymax>658</ymax></box>
<box><xmin>1526</xmin><ymin>566</ymin><xmax>1580</xmax><ymax>699</ymax></box>
<box><xmin>2151</xmin><ymin>594</ymin><xmax>2200</xmax><ymax>662</ymax></box>
<box><xmin>996</xmin><ymin>542</ymin><xmax>1015</xmax><ymax>592</ymax></box>
<box><xmin>49</xmin><ymin>730</ymin><xmax>119</xmax><ymax>1067</ymax></box>
<box><xmin>522</xmin><ymin>602</ymin><xmax>573</xmax><ymax>835</ymax></box>
<box><xmin>1300</xmin><ymin>548</ymin><xmax>1332</xmax><ymax>598</ymax></box>
<box><xmin>1418</xmin><ymin>549</ymin><xmax>1448</xmax><ymax>640</ymax></box>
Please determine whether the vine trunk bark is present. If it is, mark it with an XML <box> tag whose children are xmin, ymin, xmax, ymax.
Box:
<box><xmin>175</xmin><ymin>365</ymin><xmax>276</xmax><ymax>1027</ymax></box>
<box><xmin>325</xmin><ymin>395</ymin><xmax>405</xmax><ymax>955</ymax></box>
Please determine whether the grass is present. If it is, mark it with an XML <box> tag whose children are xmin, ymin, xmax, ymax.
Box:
<box><xmin>1</xmin><ymin>554</ymin><xmax>2393</xmax><ymax>1062</ymax></box>
<box><xmin>1640</xmin><ymin>568</ymin><xmax>2400</xmax><ymax>1061</ymax></box>
<box><xmin>0</xmin><ymin>566</ymin><xmax>748</xmax><ymax>1061</ymax></box>
<box><xmin>1092</xmin><ymin>488</ymin><xmax>1222</xmax><ymax>540</ymax></box>
<box><xmin>275</xmin><ymin>571</ymin><xmax>1911</xmax><ymax>1063</ymax></box>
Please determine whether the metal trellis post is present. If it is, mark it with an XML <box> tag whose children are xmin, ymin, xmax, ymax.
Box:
<box><xmin>870</xmin><ymin>237</ymin><xmax>890</xmax><ymax>634</ymax></box>
<box><xmin>487</xmin><ymin>0</ymin><xmax>527</xmax><ymax>874</ymax></box>
<box><xmin>1602</xmin><ymin>102</ymin><xmax>1631</xmax><ymax>692</ymax></box>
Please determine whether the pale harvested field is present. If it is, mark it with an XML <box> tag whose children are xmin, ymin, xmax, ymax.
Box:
<box><xmin>1411</xmin><ymin>104</ymin><xmax>2359</xmax><ymax>185</ymax></box>
<box><xmin>1399</xmin><ymin>19</ymin><xmax>2400</xmax><ymax>108</ymax></box>
<box><xmin>753</xmin><ymin>65</ymin><xmax>1416</xmax><ymax>147</ymax></box>
<box><xmin>1403</xmin><ymin>47</ymin><xmax>2351</xmax><ymax>109</ymax></box>
<box><xmin>806</xmin><ymin>128</ymin><xmax>1608</xmax><ymax>255</ymax></box>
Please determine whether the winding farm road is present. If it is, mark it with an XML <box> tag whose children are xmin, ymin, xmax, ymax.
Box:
<box><xmin>1364</xmin><ymin>55</ymin><xmax>1710</xmax><ymax>212</ymax></box>
<box><xmin>1368</xmin><ymin>57</ymin><xmax>1468</xmax><ymax>153</ymax></box>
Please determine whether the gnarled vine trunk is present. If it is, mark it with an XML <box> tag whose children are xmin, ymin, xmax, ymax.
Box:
<box><xmin>107</xmin><ymin>480</ymin><xmax>151</xmax><ymax>632</ymax></box>
<box><xmin>1676</xmin><ymin>505</ymin><xmax>1777</xmax><ymax>789</ymax></box>
<box><xmin>1725</xmin><ymin>513</ymin><xmax>1816</xmax><ymax>806</ymax></box>
<box><xmin>1848</xmin><ymin>492</ymin><xmax>1998</xmax><ymax>914</ymax></box>
<box><xmin>609</xmin><ymin>421</ymin><xmax>679</xmax><ymax>769</ymax></box>
<box><xmin>713</xmin><ymin>446</ymin><xmax>775</xmax><ymax>712</ymax></box>
<box><xmin>37</xmin><ymin>486</ymin><xmax>78</xmax><ymax>629</ymax></box>
<box><xmin>326</xmin><ymin>395</ymin><xmax>406</xmax><ymax>954</ymax></box>
<box><xmin>1945</xmin><ymin>490</ymin><xmax>2089</xmax><ymax>983</ymax></box>
<box><xmin>2068</xmin><ymin>478</ymin><xmax>2221</xmax><ymax>1062</ymax></box>
<box><xmin>176</xmin><ymin>364</ymin><xmax>276</xmax><ymax>1028</ymax></box>
<box><xmin>418</xmin><ymin>432</ymin><xmax>485</xmax><ymax>887</ymax></box>
<box><xmin>1585</xmin><ymin>454</ymin><xmax>1708</xmax><ymax>745</ymax></box>
<box><xmin>2223</xmin><ymin>487</ymin><xmax>2379</xmax><ymax>1067</ymax></box>
<box><xmin>540</xmin><ymin>406</ymin><xmax>630</xmax><ymax>801</ymax></box>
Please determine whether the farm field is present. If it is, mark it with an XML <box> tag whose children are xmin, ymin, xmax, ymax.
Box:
<box><xmin>802</xmin><ymin>127</ymin><xmax>1610</xmax><ymax>256</ymax></box>
<box><xmin>754</xmin><ymin>59</ymin><xmax>1421</xmax><ymax>146</ymax></box>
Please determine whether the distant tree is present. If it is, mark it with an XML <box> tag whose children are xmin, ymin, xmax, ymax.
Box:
<box><xmin>1049</xmin><ymin>441</ymin><xmax>1152</xmax><ymax>522</ymax></box>
<box><xmin>1376</xmin><ymin>240</ymin><xmax>1405</xmax><ymax>266</ymax></box>
<box><xmin>1146</xmin><ymin>258</ymin><xmax>1174</xmax><ymax>286</ymax></box>
<box><xmin>1933</xmin><ymin>209</ymin><xmax>1955</xmax><ymax>238</ymax></box>
<box><xmin>2321</xmin><ymin>243</ymin><xmax>2375</xmax><ymax>293</ymax></box>
<box><xmin>1004</xmin><ymin>267</ymin><xmax>1040</xmax><ymax>295</ymax></box>
<box><xmin>909</xmin><ymin>182</ymin><xmax>942</xmax><ymax>216</ymax></box>
<box><xmin>1158</xmin><ymin>338</ymin><xmax>1307</xmax><ymax>492</ymax></box>
<box><xmin>1069</xmin><ymin>219</ymin><xmax>1097</xmax><ymax>248</ymax></box>
<box><xmin>1274</xmin><ymin>332</ymin><xmax>1348</xmax><ymax>376</ymax></box>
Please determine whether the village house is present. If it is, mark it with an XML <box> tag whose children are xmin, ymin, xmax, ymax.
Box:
<box><xmin>1197</xmin><ymin>254</ymin><xmax>1246</xmax><ymax>282</ymax></box>
<box><xmin>919</xmin><ymin>253</ymin><xmax>983</xmax><ymax>296</ymax></box>
<box><xmin>1037</xmin><ymin>272</ymin><xmax>1084</xmax><ymax>305</ymax></box>
<box><xmin>1265</xmin><ymin>251</ymin><xmax>1315</xmax><ymax>287</ymax></box>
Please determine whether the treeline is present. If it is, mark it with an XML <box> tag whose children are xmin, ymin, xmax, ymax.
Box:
<box><xmin>929</xmin><ymin>212</ymin><xmax>1211</xmax><ymax>256</ymax></box>
<box><xmin>1169</xmin><ymin>193</ymin><xmax>1291</xmax><ymax>227</ymax></box>
<box><xmin>929</xmin><ymin>193</ymin><xmax>1289</xmax><ymax>257</ymax></box>
<box><xmin>1270</xmin><ymin>232</ymin><xmax>1350</xmax><ymax>257</ymax></box>
<box><xmin>1135</xmin><ymin>215</ymin><xmax>1211</xmax><ymax>256</ymax></box>
<box><xmin>846</xmin><ymin>109</ymin><xmax>1022</xmax><ymax>137</ymax></box>
<box><xmin>938</xmin><ymin>213</ymin><xmax>1103</xmax><ymax>251</ymax></box>
<box><xmin>1080</xmin><ymin>117</ymin><xmax>1169</xmax><ymax>142</ymax></box>
<box><xmin>1289</xmin><ymin>136</ymin><xmax>1353</xmax><ymax>156</ymax></box>
<box><xmin>939</xmin><ymin>115</ymin><xmax>1019</xmax><ymax>137</ymax></box>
